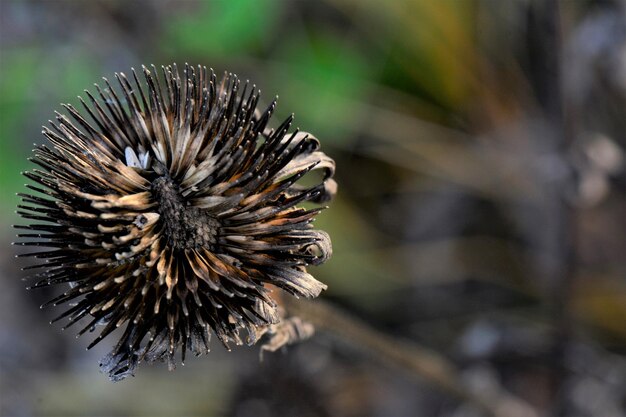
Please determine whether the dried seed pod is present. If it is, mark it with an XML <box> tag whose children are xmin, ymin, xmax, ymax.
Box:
<box><xmin>15</xmin><ymin>64</ymin><xmax>336</xmax><ymax>381</ymax></box>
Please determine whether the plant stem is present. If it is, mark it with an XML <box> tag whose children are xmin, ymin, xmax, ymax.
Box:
<box><xmin>285</xmin><ymin>297</ymin><xmax>539</xmax><ymax>417</ymax></box>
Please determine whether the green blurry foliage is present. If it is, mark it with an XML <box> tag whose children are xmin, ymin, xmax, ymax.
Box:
<box><xmin>0</xmin><ymin>50</ymin><xmax>97</xmax><ymax>220</ymax></box>
<box><xmin>273</xmin><ymin>33</ymin><xmax>375</xmax><ymax>142</ymax></box>
<box><xmin>0</xmin><ymin>50</ymin><xmax>39</xmax><ymax>218</ymax></box>
<box><xmin>164</xmin><ymin>0</ymin><xmax>280</xmax><ymax>58</ymax></box>
<box><xmin>327</xmin><ymin>0</ymin><xmax>478</xmax><ymax>112</ymax></box>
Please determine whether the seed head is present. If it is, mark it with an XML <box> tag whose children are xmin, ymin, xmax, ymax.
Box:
<box><xmin>15</xmin><ymin>64</ymin><xmax>336</xmax><ymax>381</ymax></box>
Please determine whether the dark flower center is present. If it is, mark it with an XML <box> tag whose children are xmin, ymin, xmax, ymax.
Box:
<box><xmin>151</xmin><ymin>176</ymin><xmax>220</xmax><ymax>250</ymax></box>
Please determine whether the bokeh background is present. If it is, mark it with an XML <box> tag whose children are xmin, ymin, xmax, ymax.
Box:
<box><xmin>1</xmin><ymin>0</ymin><xmax>625</xmax><ymax>416</ymax></box>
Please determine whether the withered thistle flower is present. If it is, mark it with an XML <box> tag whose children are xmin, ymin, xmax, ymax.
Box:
<box><xmin>15</xmin><ymin>64</ymin><xmax>336</xmax><ymax>381</ymax></box>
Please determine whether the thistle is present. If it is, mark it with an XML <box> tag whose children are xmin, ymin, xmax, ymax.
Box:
<box><xmin>15</xmin><ymin>64</ymin><xmax>336</xmax><ymax>381</ymax></box>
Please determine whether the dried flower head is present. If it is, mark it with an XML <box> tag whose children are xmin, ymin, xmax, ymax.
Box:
<box><xmin>15</xmin><ymin>64</ymin><xmax>336</xmax><ymax>381</ymax></box>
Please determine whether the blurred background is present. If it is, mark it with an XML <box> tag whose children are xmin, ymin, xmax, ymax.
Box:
<box><xmin>1</xmin><ymin>0</ymin><xmax>625</xmax><ymax>416</ymax></box>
